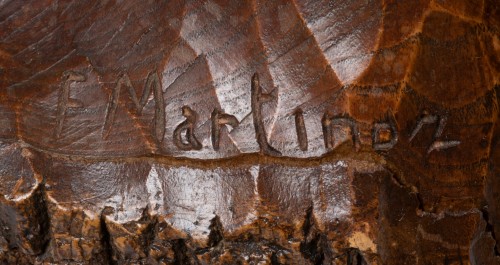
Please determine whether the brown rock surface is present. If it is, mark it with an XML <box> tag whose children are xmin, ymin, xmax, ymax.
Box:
<box><xmin>0</xmin><ymin>0</ymin><xmax>499</xmax><ymax>264</ymax></box>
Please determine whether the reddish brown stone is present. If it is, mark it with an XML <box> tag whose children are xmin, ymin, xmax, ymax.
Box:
<box><xmin>0</xmin><ymin>1</ymin><xmax>498</xmax><ymax>264</ymax></box>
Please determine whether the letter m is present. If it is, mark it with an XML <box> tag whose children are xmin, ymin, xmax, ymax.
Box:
<box><xmin>102</xmin><ymin>72</ymin><xmax>165</xmax><ymax>142</ymax></box>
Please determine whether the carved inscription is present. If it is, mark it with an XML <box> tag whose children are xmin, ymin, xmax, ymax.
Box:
<box><xmin>53</xmin><ymin>71</ymin><xmax>463</xmax><ymax>156</ymax></box>
<box><xmin>102</xmin><ymin>72</ymin><xmax>165</xmax><ymax>142</ymax></box>
<box><xmin>409</xmin><ymin>112</ymin><xmax>460</xmax><ymax>154</ymax></box>
<box><xmin>294</xmin><ymin>108</ymin><xmax>308</xmax><ymax>151</ymax></box>
<box><xmin>251</xmin><ymin>73</ymin><xmax>281</xmax><ymax>156</ymax></box>
<box><xmin>54</xmin><ymin>71</ymin><xmax>86</xmax><ymax>138</ymax></box>
<box><xmin>173</xmin><ymin>106</ymin><xmax>202</xmax><ymax>151</ymax></box>
<box><xmin>211</xmin><ymin>109</ymin><xmax>239</xmax><ymax>151</ymax></box>
<box><xmin>372</xmin><ymin>116</ymin><xmax>398</xmax><ymax>151</ymax></box>
<box><xmin>322</xmin><ymin>114</ymin><xmax>361</xmax><ymax>151</ymax></box>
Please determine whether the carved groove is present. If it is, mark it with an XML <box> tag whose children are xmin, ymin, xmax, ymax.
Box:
<box><xmin>173</xmin><ymin>106</ymin><xmax>202</xmax><ymax>151</ymax></box>
<box><xmin>0</xmin><ymin>1</ymin><xmax>498</xmax><ymax>264</ymax></box>
<box><xmin>251</xmin><ymin>73</ymin><xmax>281</xmax><ymax>156</ymax></box>
<box><xmin>294</xmin><ymin>108</ymin><xmax>308</xmax><ymax>151</ymax></box>
<box><xmin>102</xmin><ymin>72</ymin><xmax>165</xmax><ymax>142</ymax></box>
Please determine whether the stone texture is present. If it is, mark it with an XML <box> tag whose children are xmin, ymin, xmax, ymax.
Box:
<box><xmin>0</xmin><ymin>0</ymin><xmax>498</xmax><ymax>264</ymax></box>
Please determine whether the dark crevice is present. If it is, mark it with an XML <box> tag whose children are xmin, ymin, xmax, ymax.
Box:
<box><xmin>173</xmin><ymin>238</ymin><xmax>197</xmax><ymax>265</ymax></box>
<box><xmin>270</xmin><ymin>252</ymin><xmax>282</xmax><ymax>265</ymax></box>
<box><xmin>300</xmin><ymin>236</ymin><xmax>324</xmax><ymax>265</ymax></box>
<box><xmin>299</xmin><ymin>206</ymin><xmax>325</xmax><ymax>265</ymax></box>
<box><xmin>346</xmin><ymin>248</ymin><xmax>368</xmax><ymax>265</ymax></box>
<box><xmin>31</xmin><ymin>182</ymin><xmax>51</xmax><ymax>257</ymax></box>
<box><xmin>481</xmin><ymin>207</ymin><xmax>500</xmax><ymax>256</ymax></box>
<box><xmin>208</xmin><ymin>215</ymin><xmax>224</xmax><ymax>247</ymax></box>
<box><xmin>193</xmin><ymin>246</ymin><xmax>211</xmax><ymax>256</ymax></box>
<box><xmin>302</xmin><ymin>207</ymin><xmax>313</xmax><ymax>238</ymax></box>
<box><xmin>139</xmin><ymin>207</ymin><xmax>158</xmax><ymax>259</ymax></box>
<box><xmin>194</xmin><ymin>215</ymin><xmax>225</xmax><ymax>256</ymax></box>
<box><xmin>100</xmin><ymin>207</ymin><xmax>116</xmax><ymax>265</ymax></box>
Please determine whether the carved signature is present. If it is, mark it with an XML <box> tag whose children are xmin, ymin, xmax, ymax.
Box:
<box><xmin>55</xmin><ymin>71</ymin><xmax>461</xmax><ymax>155</ymax></box>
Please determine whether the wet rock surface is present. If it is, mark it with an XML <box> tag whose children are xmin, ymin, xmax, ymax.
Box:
<box><xmin>0</xmin><ymin>0</ymin><xmax>499</xmax><ymax>264</ymax></box>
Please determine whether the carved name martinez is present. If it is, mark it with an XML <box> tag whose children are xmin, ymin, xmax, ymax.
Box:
<box><xmin>55</xmin><ymin>71</ymin><xmax>461</xmax><ymax>156</ymax></box>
